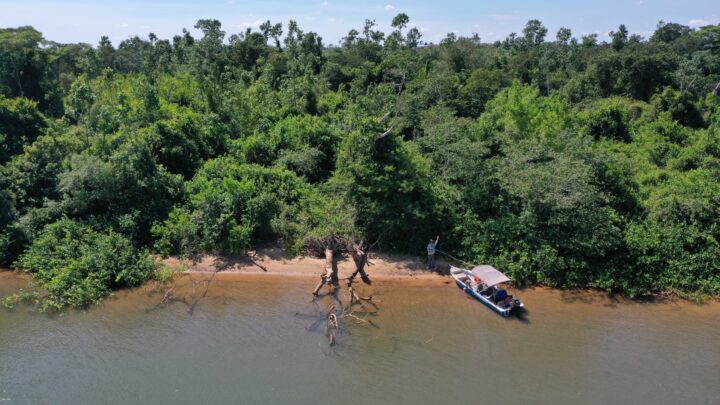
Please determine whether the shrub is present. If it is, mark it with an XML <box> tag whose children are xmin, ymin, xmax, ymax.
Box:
<box><xmin>12</xmin><ymin>219</ymin><xmax>156</xmax><ymax>311</ymax></box>
<box><xmin>153</xmin><ymin>158</ymin><xmax>309</xmax><ymax>256</ymax></box>
<box><xmin>584</xmin><ymin>104</ymin><xmax>631</xmax><ymax>142</ymax></box>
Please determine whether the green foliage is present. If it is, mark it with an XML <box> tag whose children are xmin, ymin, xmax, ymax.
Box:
<box><xmin>13</xmin><ymin>219</ymin><xmax>156</xmax><ymax>311</ymax></box>
<box><xmin>466</xmin><ymin>136</ymin><xmax>625</xmax><ymax>287</ymax></box>
<box><xmin>476</xmin><ymin>81</ymin><xmax>577</xmax><ymax>142</ymax></box>
<box><xmin>584</xmin><ymin>104</ymin><xmax>631</xmax><ymax>141</ymax></box>
<box><xmin>651</xmin><ymin>87</ymin><xmax>705</xmax><ymax>128</ymax></box>
<box><xmin>619</xmin><ymin>221</ymin><xmax>720</xmax><ymax>297</ymax></box>
<box><xmin>143</xmin><ymin>111</ymin><xmax>228</xmax><ymax>179</ymax></box>
<box><xmin>57</xmin><ymin>139</ymin><xmax>182</xmax><ymax>242</ymax></box>
<box><xmin>1</xmin><ymin>18</ymin><xmax>719</xmax><ymax>301</ymax></box>
<box><xmin>0</xmin><ymin>95</ymin><xmax>46</xmax><ymax>164</ymax></box>
<box><xmin>153</xmin><ymin>158</ymin><xmax>308</xmax><ymax>255</ymax></box>
<box><xmin>232</xmin><ymin>115</ymin><xmax>341</xmax><ymax>182</ymax></box>
<box><xmin>332</xmin><ymin>120</ymin><xmax>458</xmax><ymax>251</ymax></box>
<box><xmin>0</xmin><ymin>27</ymin><xmax>55</xmax><ymax>108</ymax></box>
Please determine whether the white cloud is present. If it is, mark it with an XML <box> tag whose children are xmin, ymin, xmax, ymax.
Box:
<box><xmin>229</xmin><ymin>19</ymin><xmax>264</xmax><ymax>29</ymax></box>
<box><xmin>321</xmin><ymin>1</ymin><xmax>328</xmax><ymax>6</ymax></box>
<box><xmin>328</xmin><ymin>17</ymin><xmax>336</xmax><ymax>23</ymax></box>
<box><xmin>688</xmin><ymin>18</ymin><xmax>718</xmax><ymax>27</ymax></box>
<box><xmin>384</xmin><ymin>4</ymin><xmax>395</xmax><ymax>11</ymax></box>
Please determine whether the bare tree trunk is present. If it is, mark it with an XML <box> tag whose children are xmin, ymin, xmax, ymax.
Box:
<box><xmin>681</xmin><ymin>76</ymin><xmax>697</xmax><ymax>97</ymax></box>
<box><xmin>713</xmin><ymin>79</ymin><xmax>720</xmax><ymax>96</ymax></box>
<box><xmin>347</xmin><ymin>240</ymin><xmax>371</xmax><ymax>285</ymax></box>
<box><xmin>328</xmin><ymin>246</ymin><xmax>339</xmax><ymax>287</ymax></box>
<box><xmin>312</xmin><ymin>246</ymin><xmax>338</xmax><ymax>295</ymax></box>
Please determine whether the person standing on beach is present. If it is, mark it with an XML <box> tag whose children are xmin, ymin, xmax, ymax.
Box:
<box><xmin>427</xmin><ymin>235</ymin><xmax>439</xmax><ymax>270</ymax></box>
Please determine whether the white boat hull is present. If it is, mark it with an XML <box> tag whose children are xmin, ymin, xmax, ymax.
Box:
<box><xmin>450</xmin><ymin>266</ymin><xmax>524</xmax><ymax>317</ymax></box>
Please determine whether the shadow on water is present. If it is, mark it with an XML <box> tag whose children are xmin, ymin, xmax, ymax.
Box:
<box><xmin>512</xmin><ymin>308</ymin><xmax>531</xmax><ymax>324</ymax></box>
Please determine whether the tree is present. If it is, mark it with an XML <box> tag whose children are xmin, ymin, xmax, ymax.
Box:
<box><xmin>0</xmin><ymin>16</ymin><xmax>718</xmax><ymax>301</ymax></box>
<box><xmin>192</xmin><ymin>19</ymin><xmax>227</xmax><ymax>77</ymax></box>
<box><xmin>522</xmin><ymin>19</ymin><xmax>548</xmax><ymax>47</ymax></box>
<box><xmin>0</xmin><ymin>27</ymin><xmax>49</xmax><ymax>104</ymax></box>
<box><xmin>610</xmin><ymin>24</ymin><xmax>629</xmax><ymax>51</ymax></box>
<box><xmin>153</xmin><ymin>158</ymin><xmax>309</xmax><ymax>256</ymax></box>
<box><xmin>651</xmin><ymin>21</ymin><xmax>692</xmax><ymax>44</ymax></box>
<box><xmin>58</xmin><ymin>140</ymin><xmax>182</xmax><ymax>242</ymax></box>
<box><xmin>332</xmin><ymin>121</ymin><xmax>454</xmax><ymax>251</ymax></box>
<box><xmin>581</xmin><ymin>33</ymin><xmax>598</xmax><ymax>47</ymax></box>
<box><xmin>651</xmin><ymin>87</ymin><xmax>705</xmax><ymax>128</ymax></box>
<box><xmin>584</xmin><ymin>104</ymin><xmax>631</xmax><ymax>142</ymax></box>
<box><xmin>0</xmin><ymin>95</ymin><xmax>46</xmax><ymax>164</ymax></box>
<box><xmin>556</xmin><ymin>27</ymin><xmax>572</xmax><ymax>45</ymax></box>
<box><xmin>391</xmin><ymin>13</ymin><xmax>410</xmax><ymax>30</ymax></box>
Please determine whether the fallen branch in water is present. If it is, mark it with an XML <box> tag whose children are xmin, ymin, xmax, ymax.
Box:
<box><xmin>187</xmin><ymin>272</ymin><xmax>217</xmax><ymax>315</ymax></box>
<box><xmin>160</xmin><ymin>288</ymin><xmax>174</xmax><ymax>304</ymax></box>
<box><xmin>304</xmin><ymin>279</ymin><xmax>379</xmax><ymax>347</ymax></box>
<box><xmin>147</xmin><ymin>272</ymin><xmax>217</xmax><ymax>315</ymax></box>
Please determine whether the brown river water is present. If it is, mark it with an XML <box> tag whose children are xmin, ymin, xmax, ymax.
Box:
<box><xmin>1</xmin><ymin>271</ymin><xmax>719</xmax><ymax>404</ymax></box>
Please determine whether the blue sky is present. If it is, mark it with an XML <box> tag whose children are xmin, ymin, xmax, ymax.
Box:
<box><xmin>1</xmin><ymin>0</ymin><xmax>717</xmax><ymax>46</ymax></box>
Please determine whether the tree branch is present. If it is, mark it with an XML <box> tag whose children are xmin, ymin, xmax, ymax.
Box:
<box><xmin>375</xmin><ymin>126</ymin><xmax>394</xmax><ymax>141</ymax></box>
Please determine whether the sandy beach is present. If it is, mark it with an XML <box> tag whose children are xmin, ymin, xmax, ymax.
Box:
<box><xmin>160</xmin><ymin>247</ymin><xmax>448</xmax><ymax>280</ymax></box>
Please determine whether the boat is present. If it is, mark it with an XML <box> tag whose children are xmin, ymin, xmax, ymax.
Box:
<box><xmin>450</xmin><ymin>265</ymin><xmax>524</xmax><ymax>317</ymax></box>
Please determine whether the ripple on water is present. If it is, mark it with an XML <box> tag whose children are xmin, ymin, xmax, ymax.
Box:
<box><xmin>1</xmin><ymin>273</ymin><xmax>719</xmax><ymax>404</ymax></box>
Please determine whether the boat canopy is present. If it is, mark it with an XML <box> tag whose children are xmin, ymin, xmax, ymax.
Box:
<box><xmin>471</xmin><ymin>265</ymin><xmax>510</xmax><ymax>287</ymax></box>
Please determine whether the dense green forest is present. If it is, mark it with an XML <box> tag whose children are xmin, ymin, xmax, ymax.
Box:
<box><xmin>1</xmin><ymin>15</ymin><xmax>719</xmax><ymax>309</ymax></box>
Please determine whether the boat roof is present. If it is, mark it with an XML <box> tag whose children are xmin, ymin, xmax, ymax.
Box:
<box><xmin>471</xmin><ymin>265</ymin><xmax>510</xmax><ymax>287</ymax></box>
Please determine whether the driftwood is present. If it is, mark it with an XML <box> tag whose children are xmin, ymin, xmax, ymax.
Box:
<box><xmin>147</xmin><ymin>272</ymin><xmax>217</xmax><ymax>315</ymax></box>
<box><xmin>347</xmin><ymin>240</ymin><xmax>372</xmax><ymax>285</ymax></box>
<box><xmin>303</xmin><ymin>236</ymin><xmax>380</xmax><ymax>346</ymax></box>
<box><xmin>187</xmin><ymin>272</ymin><xmax>216</xmax><ymax>315</ymax></box>
<box><xmin>303</xmin><ymin>274</ymin><xmax>379</xmax><ymax>347</ymax></box>
<box><xmin>312</xmin><ymin>246</ymin><xmax>340</xmax><ymax>296</ymax></box>
<box><xmin>306</xmin><ymin>236</ymin><xmax>372</xmax><ymax>296</ymax></box>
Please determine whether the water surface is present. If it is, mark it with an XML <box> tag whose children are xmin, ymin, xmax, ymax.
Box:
<box><xmin>1</xmin><ymin>271</ymin><xmax>718</xmax><ymax>404</ymax></box>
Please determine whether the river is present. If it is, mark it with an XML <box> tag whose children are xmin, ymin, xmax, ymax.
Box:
<box><xmin>1</xmin><ymin>271</ymin><xmax>718</xmax><ymax>404</ymax></box>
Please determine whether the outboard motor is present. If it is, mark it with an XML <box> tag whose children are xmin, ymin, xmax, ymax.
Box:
<box><xmin>509</xmin><ymin>299</ymin><xmax>523</xmax><ymax>316</ymax></box>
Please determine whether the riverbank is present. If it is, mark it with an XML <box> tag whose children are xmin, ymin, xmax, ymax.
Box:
<box><xmin>4</xmin><ymin>252</ymin><xmax>715</xmax><ymax>303</ymax></box>
<box><xmin>160</xmin><ymin>247</ymin><xmax>447</xmax><ymax>280</ymax></box>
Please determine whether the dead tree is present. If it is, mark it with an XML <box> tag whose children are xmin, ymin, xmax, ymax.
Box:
<box><xmin>346</xmin><ymin>239</ymin><xmax>372</xmax><ymax>286</ymax></box>
<box><xmin>312</xmin><ymin>244</ymin><xmax>340</xmax><ymax>296</ymax></box>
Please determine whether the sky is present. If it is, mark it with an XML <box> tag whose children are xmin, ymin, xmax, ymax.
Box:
<box><xmin>1</xmin><ymin>0</ymin><xmax>718</xmax><ymax>46</ymax></box>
